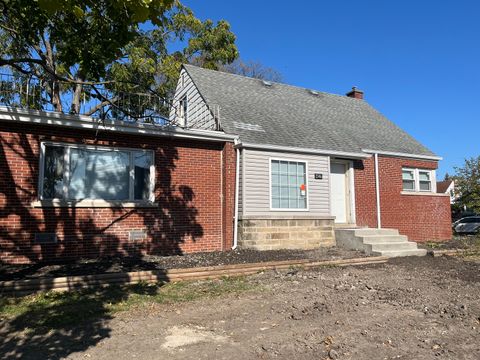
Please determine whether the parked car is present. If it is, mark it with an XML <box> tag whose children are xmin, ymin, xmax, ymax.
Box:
<box><xmin>453</xmin><ymin>216</ymin><xmax>480</xmax><ymax>234</ymax></box>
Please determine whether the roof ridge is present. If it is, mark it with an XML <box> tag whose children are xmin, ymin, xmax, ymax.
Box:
<box><xmin>182</xmin><ymin>63</ymin><xmax>353</xmax><ymax>101</ymax></box>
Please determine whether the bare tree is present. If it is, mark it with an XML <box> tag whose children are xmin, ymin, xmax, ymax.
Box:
<box><xmin>221</xmin><ymin>59</ymin><xmax>282</xmax><ymax>82</ymax></box>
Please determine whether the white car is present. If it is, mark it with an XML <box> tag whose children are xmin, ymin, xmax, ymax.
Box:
<box><xmin>453</xmin><ymin>216</ymin><xmax>480</xmax><ymax>234</ymax></box>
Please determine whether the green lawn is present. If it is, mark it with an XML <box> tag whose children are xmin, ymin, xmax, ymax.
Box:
<box><xmin>0</xmin><ymin>276</ymin><xmax>257</xmax><ymax>331</ymax></box>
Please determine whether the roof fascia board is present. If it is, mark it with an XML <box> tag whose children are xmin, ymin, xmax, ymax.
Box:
<box><xmin>0</xmin><ymin>106</ymin><xmax>237</xmax><ymax>143</ymax></box>
<box><xmin>362</xmin><ymin>148</ymin><xmax>442</xmax><ymax>161</ymax></box>
<box><xmin>237</xmin><ymin>142</ymin><xmax>371</xmax><ymax>159</ymax></box>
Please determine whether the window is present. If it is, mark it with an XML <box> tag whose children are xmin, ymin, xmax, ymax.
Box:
<box><xmin>41</xmin><ymin>143</ymin><xmax>154</xmax><ymax>201</ymax></box>
<box><xmin>401</xmin><ymin>168</ymin><xmax>435</xmax><ymax>192</ymax></box>
<box><xmin>418</xmin><ymin>170</ymin><xmax>431</xmax><ymax>191</ymax></box>
<box><xmin>402</xmin><ymin>169</ymin><xmax>415</xmax><ymax>191</ymax></box>
<box><xmin>271</xmin><ymin>159</ymin><xmax>307</xmax><ymax>210</ymax></box>
<box><xmin>178</xmin><ymin>96</ymin><xmax>188</xmax><ymax>125</ymax></box>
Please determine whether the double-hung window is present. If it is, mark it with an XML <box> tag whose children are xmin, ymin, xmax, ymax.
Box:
<box><xmin>40</xmin><ymin>143</ymin><xmax>154</xmax><ymax>202</ymax></box>
<box><xmin>271</xmin><ymin>159</ymin><xmax>308</xmax><ymax>210</ymax></box>
<box><xmin>402</xmin><ymin>168</ymin><xmax>435</xmax><ymax>192</ymax></box>
<box><xmin>402</xmin><ymin>169</ymin><xmax>415</xmax><ymax>191</ymax></box>
<box><xmin>418</xmin><ymin>170</ymin><xmax>432</xmax><ymax>191</ymax></box>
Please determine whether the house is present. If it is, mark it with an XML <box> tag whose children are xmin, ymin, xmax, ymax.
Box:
<box><xmin>171</xmin><ymin>64</ymin><xmax>452</xmax><ymax>253</ymax></box>
<box><xmin>0</xmin><ymin>64</ymin><xmax>452</xmax><ymax>264</ymax></box>
<box><xmin>0</xmin><ymin>107</ymin><xmax>237</xmax><ymax>264</ymax></box>
<box><xmin>436</xmin><ymin>179</ymin><xmax>455</xmax><ymax>204</ymax></box>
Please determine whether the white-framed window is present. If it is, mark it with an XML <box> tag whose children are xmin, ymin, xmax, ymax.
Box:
<box><xmin>178</xmin><ymin>95</ymin><xmax>188</xmax><ymax>125</ymax></box>
<box><xmin>402</xmin><ymin>167</ymin><xmax>435</xmax><ymax>192</ymax></box>
<box><xmin>270</xmin><ymin>159</ymin><xmax>308</xmax><ymax>210</ymax></box>
<box><xmin>39</xmin><ymin>142</ymin><xmax>155</xmax><ymax>201</ymax></box>
<box><xmin>402</xmin><ymin>168</ymin><xmax>415</xmax><ymax>191</ymax></box>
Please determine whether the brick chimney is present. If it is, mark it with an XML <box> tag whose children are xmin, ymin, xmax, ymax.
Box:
<box><xmin>346</xmin><ymin>86</ymin><xmax>364</xmax><ymax>100</ymax></box>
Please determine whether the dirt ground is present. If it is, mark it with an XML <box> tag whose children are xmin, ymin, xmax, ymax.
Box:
<box><xmin>3</xmin><ymin>255</ymin><xmax>480</xmax><ymax>360</ymax></box>
<box><xmin>0</xmin><ymin>247</ymin><xmax>365</xmax><ymax>281</ymax></box>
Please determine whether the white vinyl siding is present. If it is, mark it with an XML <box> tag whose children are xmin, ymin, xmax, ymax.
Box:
<box><xmin>169</xmin><ymin>68</ymin><xmax>217</xmax><ymax>130</ymax></box>
<box><xmin>241</xmin><ymin>149</ymin><xmax>330</xmax><ymax>217</ymax></box>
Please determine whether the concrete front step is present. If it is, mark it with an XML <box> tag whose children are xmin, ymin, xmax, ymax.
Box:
<box><xmin>361</xmin><ymin>235</ymin><xmax>409</xmax><ymax>244</ymax></box>
<box><xmin>371</xmin><ymin>249</ymin><xmax>428</xmax><ymax>257</ymax></box>
<box><xmin>353</xmin><ymin>228</ymin><xmax>399</xmax><ymax>236</ymax></box>
<box><xmin>335</xmin><ymin>228</ymin><xmax>426</xmax><ymax>258</ymax></box>
<box><xmin>366</xmin><ymin>242</ymin><xmax>418</xmax><ymax>252</ymax></box>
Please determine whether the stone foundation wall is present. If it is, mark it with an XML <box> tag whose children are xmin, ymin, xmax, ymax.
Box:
<box><xmin>238</xmin><ymin>218</ymin><xmax>335</xmax><ymax>251</ymax></box>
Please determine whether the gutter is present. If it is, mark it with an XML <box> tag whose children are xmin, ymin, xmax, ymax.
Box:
<box><xmin>232</xmin><ymin>137</ymin><xmax>241</xmax><ymax>250</ymax></box>
<box><xmin>237</xmin><ymin>142</ymin><xmax>371</xmax><ymax>159</ymax></box>
<box><xmin>0</xmin><ymin>106</ymin><xmax>237</xmax><ymax>143</ymax></box>
<box><xmin>374</xmin><ymin>153</ymin><xmax>381</xmax><ymax>229</ymax></box>
<box><xmin>362</xmin><ymin>149</ymin><xmax>442</xmax><ymax>161</ymax></box>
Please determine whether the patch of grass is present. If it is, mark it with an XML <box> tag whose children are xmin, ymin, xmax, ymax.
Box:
<box><xmin>425</xmin><ymin>241</ymin><xmax>444</xmax><ymax>249</ymax></box>
<box><xmin>0</xmin><ymin>276</ymin><xmax>257</xmax><ymax>330</ymax></box>
<box><xmin>461</xmin><ymin>235</ymin><xmax>480</xmax><ymax>258</ymax></box>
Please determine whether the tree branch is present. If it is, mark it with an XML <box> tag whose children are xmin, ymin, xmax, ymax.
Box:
<box><xmin>84</xmin><ymin>96</ymin><xmax>119</xmax><ymax>116</ymax></box>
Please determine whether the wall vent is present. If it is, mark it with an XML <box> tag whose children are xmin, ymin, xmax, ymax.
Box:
<box><xmin>34</xmin><ymin>233</ymin><xmax>58</xmax><ymax>244</ymax></box>
<box><xmin>129</xmin><ymin>230</ymin><xmax>147</xmax><ymax>241</ymax></box>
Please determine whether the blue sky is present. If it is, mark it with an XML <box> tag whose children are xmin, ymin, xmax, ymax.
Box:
<box><xmin>184</xmin><ymin>0</ymin><xmax>480</xmax><ymax>178</ymax></box>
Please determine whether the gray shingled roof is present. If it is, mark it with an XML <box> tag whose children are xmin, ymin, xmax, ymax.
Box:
<box><xmin>183</xmin><ymin>64</ymin><xmax>436</xmax><ymax>157</ymax></box>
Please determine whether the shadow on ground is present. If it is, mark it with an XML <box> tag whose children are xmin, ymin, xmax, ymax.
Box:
<box><xmin>0</xmin><ymin>282</ymin><xmax>162</xmax><ymax>359</ymax></box>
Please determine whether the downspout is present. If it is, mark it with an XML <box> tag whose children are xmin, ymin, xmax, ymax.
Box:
<box><xmin>374</xmin><ymin>152</ymin><xmax>382</xmax><ymax>228</ymax></box>
<box><xmin>232</xmin><ymin>138</ymin><xmax>241</xmax><ymax>250</ymax></box>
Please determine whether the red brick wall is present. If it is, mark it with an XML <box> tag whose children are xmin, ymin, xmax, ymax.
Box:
<box><xmin>354</xmin><ymin>156</ymin><xmax>452</xmax><ymax>242</ymax></box>
<box><xmin>0</xmin><ymin>121</ymin><xmax>236</xmax><ymax>264</ymax></box>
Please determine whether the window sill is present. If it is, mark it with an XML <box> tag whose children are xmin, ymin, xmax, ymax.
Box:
<box><xmin>400</xmin><ymin>191</ymin><xmax>448</xmax><ymax>197</ymax></box>
<box><xmin>31</xmin><ymin>200</ymin><xmax>158</xmax><ymax>208</ymax></box>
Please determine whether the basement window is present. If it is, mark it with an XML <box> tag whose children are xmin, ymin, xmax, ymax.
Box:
<box><xmin>40</xmin><ymin>143</ymin><xmax>154</xmax><ymax>201</ymax></box>
<box><xmin>402</xmin><ymin>168</ymin><xmax>435</xmax><ymax>192</ymax></box>
<box><xmin>271</xmin><ymin>159</ymin><xmax>308</xmax><ymax>210</ymax></box>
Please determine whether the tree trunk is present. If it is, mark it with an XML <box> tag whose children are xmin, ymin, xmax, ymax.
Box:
<box><xmin>43</xmin><ymin>38</ymin><xmax>62</xmax><ymax>112</ymax></box>
<box><xmin>71</xmin><ymin>79</ymin><xmax>83</xmax><ymax>114</ymax></box>
<box><xmin>51</xmin><ymin>80</ymin><xmax>62</xmax><ymax>112</ymax></box>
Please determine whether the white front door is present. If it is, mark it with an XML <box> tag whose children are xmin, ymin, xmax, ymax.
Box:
<box><xmin>330</xmin><ymin>162</ymin><xmax>348</xmax><ymax>223</ymax></box>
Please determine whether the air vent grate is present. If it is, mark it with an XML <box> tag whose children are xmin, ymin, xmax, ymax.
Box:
<box><xmin>129</xmin><ymin>230</ymin><xmax>147</xmax><ymax>241</ymax></box>
<box><xmin>233</xmin><ymin>121</ymin><xmax>265</xmax><ymax>132</ymax></box>
<box><xmin>34</xmin><ymin>233</ymin><xmax>58</xmax><ymax>244</ymax></box>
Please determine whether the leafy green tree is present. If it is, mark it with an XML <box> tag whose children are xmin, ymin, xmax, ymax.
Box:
<box><xmin>0</xmin><ymin>0</ymin><xmax>238</xmax><ymax>117</ymax></box>
<box><xmin>453</xmin><ymin>156</ymin><xmax>480</xmax><ymax>214</ymax></box>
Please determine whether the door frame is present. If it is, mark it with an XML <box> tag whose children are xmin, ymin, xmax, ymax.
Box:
<box><xmin>329</xmin><ymin>159</ymin><xmax>356</xmax><ymax>224</ymax></box>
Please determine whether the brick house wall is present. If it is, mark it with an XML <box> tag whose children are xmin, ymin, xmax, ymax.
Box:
<box><xmin>0</xmin><ymin>121</ymin><xmax>236</xmax><ymax>264</ymax></box>
<box><xmin>354</xmin><ymin>156</ymin><xmax>452</xmax><ymax>241</ymax></box>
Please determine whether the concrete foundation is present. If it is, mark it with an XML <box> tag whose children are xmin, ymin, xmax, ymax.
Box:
<box><xmin>238</xmin><ymin>216</ymin><xmax>335</xmax><ymax>250</ymax></box>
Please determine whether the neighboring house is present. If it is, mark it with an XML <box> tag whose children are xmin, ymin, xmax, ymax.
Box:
<box><xmin>171</xmin><ymin>64</ymin><xmax>452</xmax><ymax>250</ymax></box>
<box><xmin>0</xmin><ymin>64</ymin><xmax>452</xmax><ymax>264</ymax></box>
<box><xmin>436</xmin><ymin>180</ymin><xmax>455</xmax><ymax>204</ymax></box>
